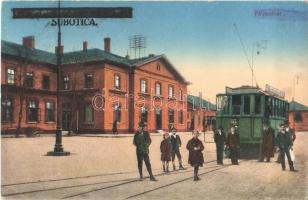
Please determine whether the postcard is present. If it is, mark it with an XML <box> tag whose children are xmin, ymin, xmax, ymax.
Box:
<box><xmin>1</xmin><ymin>1</ymin><xmax>308</xmax><ymax>199</ymax></box>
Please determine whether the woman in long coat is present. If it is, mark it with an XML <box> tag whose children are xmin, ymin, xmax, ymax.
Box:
<box><xmin>160</xmin><ymin>132</ymin><xmax>172</xmax><ymax>173</ymax></box>
<box><xmin>186</xmin><ymin>131</ymin><xmax>204</xmax><ymax>181</ymax></box>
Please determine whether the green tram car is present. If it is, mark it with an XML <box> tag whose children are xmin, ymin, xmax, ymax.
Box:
<box><xmin>216</xmin><ymin>86</ymin><xmax>289</xmax><ymax>157</ymax></box>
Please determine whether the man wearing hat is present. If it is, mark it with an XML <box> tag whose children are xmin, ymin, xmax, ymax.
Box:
<box><xmin>214</xmin><ymin>126</ymin><xmax>226</xmax><ymax>165</ymax></box>
<box><xmin>276</xmin><ymin>123</ymin><xmax>295</xmax><ymax>171</ymax></box>
<box><xmin>259</xmin><ymin>121</ymin><xmax>275</xmax><ymax>162</ymax></box>
<box><xmin>133</xmin><ymin>122</ymin><xmax>157</xmax><ymax>181</ymax></box>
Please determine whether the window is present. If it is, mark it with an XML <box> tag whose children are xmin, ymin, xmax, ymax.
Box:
<box><xmin>27</xmin><ymin>100</ymin><xmax>39</xmax><ymax>122</ymax></box>
<box><xmin>114</xmin><ymin>74</ymin><xmax>120</xmax><ymax>89</ymax></box>
<box><xmin>85</xmin><ymin>73</ymin><xmax>94</xmax><ymax>88</ymax></box>
<box><xmin>157</xmin><ymin>63</ymin><xmax>161</xmax><ymax>71</ymax></box>
<box><xmin>198</xmin><ymin>115</ymin><xmax>201</xmax><ymax>125</ymax></box>
<box><xmin>140</xmin><ymin>79</ymin><xmax>147</xmax><ymax>93</ymax></box>
<box><xmin>294</xmin><ymin>112</ymin><xmax>303</xmax><ymax>122</ymax></box>
<box><xmin>45</xmin><ymin>102</ymin><xmax>55</xmax><ymax>122</ymax></box>
<box><xmin>84</xmin><ymin>103</ymin><xmax>94</xmax><ymax>123</ymax></box>
<box><xmin>243</xmin><ymin>96</ymin><xmax>250</xmax><ymax>115</ymax></box>
<box><xmin>140</xmin><ymin>107</ymin><xmax>148</xmax><ymax>123</ymax></box>
<box><xmin>155</xmin><ymin>82</ymin><xmax>161</xmax><ymax>96</ymax></box>
<box><xmin>42</xmin><ymin>75</ymin><xmax>50</xmax><ymax>90</ymax></box>
<box><xmin>114</xmin><ymin>104</ymin><xmax>121</xmax><ymax>122</ymax></box>
<box><xmin>7</xmin><ymin>68</ymin><xmax>15</xmax><ymax>84</ymax></box>
<box><xmin>1</xmin><ymin>98</ymin><xmax>13</xmax><ymax>122</ymax></box>
<box><xmin>255</xmin><ymin>95</ymin><xmax>261</xmax><ymax>115</ymax></box>
<box><xmin>178</xmin><ymin>110</ymin><xmax>183</xmax><ymax>124</ymax></box>
<box><xmin>25</xmin><ymin>72</ymin><xmax>33</xmax><ymax>88</ymax></box>
<box><xmin>179</xmin><ymin>90</ymin><xmax>183</xmax><ymax>101</ymax></box>
<box><xmin>168</xmin><ymin>85</ymin><xmax>174</xmax><ymax>98</ymax></box>
<box><xmin>63</xmin><ymin>76</ymin><xmax>70</xmax><ymax>90</ymax></box>
<box><xmin>232</xmin><ymin>95</ymin><xmax>241</xmax><ymax>115</ymax></box>
<box><xmin>168</xmin><ymin>109</ymin><xmax>174</xmax><ymax>123</ymax></box>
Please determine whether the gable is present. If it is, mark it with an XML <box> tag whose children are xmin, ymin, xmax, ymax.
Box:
<box><xmin>136</xmin><ymin>59</ymin><xmax>176</xmax><ymax>79</ymax></box>
<box><xmin>133</xmin><ymin>56</ymin><xmax>188</xmax><ymax>84</ymax></box>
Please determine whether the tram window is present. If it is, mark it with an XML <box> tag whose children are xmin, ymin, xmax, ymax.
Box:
<box><xmin>265</xmin><ymin>97</ymin><xmax>272</xmax><ymax>117</ymax></box>
<box><xmin>272</xmin><ymin>98</ymin><xmax>276</xmax><ymax>116</ymax></box>
<box><xmin>255</xmin><ymin>95</ymin><xmax>261</xmax><ymax>115</ymax></box>
<box><xmin>232</xmin><ymin>95</ymin><xmax>241</xmax><ymax>115</ymax></box>
<box><xmin>244</xmin><ymin>96</ymin><xmax>250</xmax><ymax>115</ymax></box>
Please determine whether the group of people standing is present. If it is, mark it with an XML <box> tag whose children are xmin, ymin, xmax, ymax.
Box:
<box><xmin>133</xmin><ymin>120</ymin><xmax>296</xmax><ymax>182</ymax></box>
<box><xmin>214</xmin><ymin>120</ymin><xmax>296</xmax><ymax>172</ymax></box>
<box><xmin>133</xmin><ymin>122</ymin><xmax>204</xmax><ymax>181</ymax></box>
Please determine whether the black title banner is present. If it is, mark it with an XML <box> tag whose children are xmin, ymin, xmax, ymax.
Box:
<box><xmin>12</xmin><ymin>7</ymin><xmax>133</xmax><ymax>19</ymax></box>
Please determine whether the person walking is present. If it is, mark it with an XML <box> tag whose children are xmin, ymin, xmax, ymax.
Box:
<box><xmin>259</xmin><ymin>122</ymin><xmax>275</xmax><ymax>162</ymax></box>
<box><xmin>133</xmin><ymin>122</ymin><xmax>157</xmax><ymax>181</ymax></box>
<box><xmin>214</xmin><ymin>126</ymin><xmax>226</xmax><ymax>165</ymax></box>
<box><xmin>160</xmin><ymin>132</ymin><xmax>172</xmax><ymax>173</ymax></box>
<box><xmin>276</xmin><ymin>123</ymin><xmax>295</xmax><ymax>171</ymax></box>
<box><xmin>170</xmin><ymin>128</ymin><xmax>185</xmax><ymax>170</ymax></box>
<box><xmin>226</xmin><ymin>126</ymin><xmax>240</xmax><ymax>165</ymax></box>
<box><xmin>186</xmin><ymin>131</ymin><xmax>204</xmax><ymax>181</ymax></box>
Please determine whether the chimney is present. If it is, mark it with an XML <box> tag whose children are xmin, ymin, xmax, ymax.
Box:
<box><xmin>104</xmin><ymin>37</ymin><xmax>111</xmax><ymax>52</ymax></box>
<box><xmin>83</xmin><ymin>41</ymin><xmax>88</xmax><ymax>51</ymax></box>
<box><xmin>22</xmin><ymin>36</ymin><xmax>35</xmax><ymax>49</ymax></box>
<box><xmin>55</xmin><ymin>45</ymin><xmax>64</xmax><ymax>55</ymax></box>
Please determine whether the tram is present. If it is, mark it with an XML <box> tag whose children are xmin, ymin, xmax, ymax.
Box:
<box><xmin>216</xmin><ymin>85</ymin><xmax>289</xmax><ymax>157</ymax></box>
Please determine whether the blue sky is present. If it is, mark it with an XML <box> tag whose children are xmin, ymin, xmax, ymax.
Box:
<box><xmin>1</xmin><ymin>1</ymin><xmax>308</xmax><ymax>104</ymax></box>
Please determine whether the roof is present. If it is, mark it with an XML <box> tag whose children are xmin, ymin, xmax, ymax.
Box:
<box><xmin>221</xmin><ymin>85</ymin><xmax>286</xmax><ymax>101</ymax></box>
<box><xmin>187</xmin><ymin>94</ymin><xmax>216</xmax><ymax>110</ymax></box>
<box><xmin>61</xmin><ymin>49</ymin><xmax>131</xmax><ymax>66</ymax></box>
<box><xmin>289</xmin><ymin>101</ymin><xmax>308</xmax><ymax>111</ymax></box>
<box><xmin>1</xmin><ymin>40</ymin><xmax>56</xmax><ymax>65</ymax></box>
<box><xmin>1</xmin><ymin>40</ymin><xmax>131</xmax><ymax>66</ymax></box>
<box><xmin>2</xmin><ymin>40</ymin><xmax>188</xmax><ymax>84</ymax></box>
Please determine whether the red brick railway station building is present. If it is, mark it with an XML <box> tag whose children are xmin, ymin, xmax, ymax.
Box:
<box><xmin>1</xmin><ymin>36</ymin><xmax>196</xmax><ymax>134</ymax></box>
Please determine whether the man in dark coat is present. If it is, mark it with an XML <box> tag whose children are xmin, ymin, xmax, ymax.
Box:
<box><xmin>259</xmin><ymin>122</ymin><xmax>275</xmax><ymax>162</ymax></box>
<box><xmin>214</xmin><ymin>126</ymin><xmax>226</xmax><ymax>165</ymax></box>
<box><xmin>170</xmin><ymin>128</ymin><xmax>185</xmax><ymax>170</ymax></box>
<box><xmin>276</xmin><ymin>121</ymin><xmax>296</xmax><ymax>163</ymax></box>
<box><xmin>276</xmin><ymin>123</ymin><xmax>295</xmax><ymax>171</ymax></box>
<box><xmin>226</xmin><ymin>126</ymin><xmax>240</xmax><ymax>165</ymax></box>
<box><xmin>133</xmin><ymin>122</ymin><xmax>157</xmax><ymax>181</ymax></box>
<box><xmin>186</xmin><ymin>131</ymin><xmax>204</xmax><ymax>181</ymax></box>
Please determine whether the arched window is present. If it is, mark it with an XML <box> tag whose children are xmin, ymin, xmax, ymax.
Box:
<box><xmin>1</xmin><ymin>98</ymin><xmax>13</xmax><ymax>122</ymax></box>
<box><xmin>114</xmin><ymin>74</ymin><xmax>120</xmax><ymax>89</ymax></box>
<box><xmin>28</xmin><ymin>100</ymin><xmax>39</xmax><ymax>122</ymax></box>
<box><xmin>168</xmin><ymin>85</ymin><xmax>174</xmax><ymax>98</ymax></box>
<box><xmin>155</xmin><ymin>82</ymin><xmax>162</xmax><ymax>96</ymax></box>
<box><xmin>140</xmin><ymin>79</ymin><xmax>148</xmax><ymax>93</ymax></box>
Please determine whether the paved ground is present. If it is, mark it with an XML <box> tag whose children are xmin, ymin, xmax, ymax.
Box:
<box><xmin>1</xmin><ymin>132</ymin><xmax>307</xmax><ymax>199</ymax></box>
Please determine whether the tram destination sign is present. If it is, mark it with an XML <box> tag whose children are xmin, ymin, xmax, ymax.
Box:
<box><xmin>265</xmin><ymin>84</ymin><xmax>285</xmax><ymax>99</ymax></box>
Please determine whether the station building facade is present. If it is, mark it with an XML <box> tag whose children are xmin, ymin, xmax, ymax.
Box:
<box><xmin>1</xmin><ymin>36</ymin><xmax>189</xmax><ymax>134</ymax></box>
<box><xmin>187</xmin><ymin>95</ymin><xmax>216</xmax><ymax>132</ymax></box>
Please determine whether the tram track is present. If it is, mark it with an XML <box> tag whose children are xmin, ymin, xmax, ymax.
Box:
<box><xmin>1</xmin><ymin>160</ymin><xmax>217</xmax><ymax>198</ymax></box>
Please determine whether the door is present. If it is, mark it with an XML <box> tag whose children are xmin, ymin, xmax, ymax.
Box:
<box><xmin>62</xmin><ymin>111</ymin><xmax>71</xmax><ymax>131</ymax></box>
<box><xmin>155</xmin><ymin>108</ymin><xmax>162</xmax><ymax>130</ymax></box>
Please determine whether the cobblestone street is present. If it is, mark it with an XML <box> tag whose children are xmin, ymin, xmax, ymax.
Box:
<box><xmin>1</xmin><ymin>132</ymin><xmax>308</xmax><ymax>199</ymax></box>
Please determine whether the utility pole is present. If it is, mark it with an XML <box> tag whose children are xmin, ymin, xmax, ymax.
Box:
<box><xmin>12</xmin><ymin>1</ymin><xmax>132</xmax><ymax>156</ymax></box>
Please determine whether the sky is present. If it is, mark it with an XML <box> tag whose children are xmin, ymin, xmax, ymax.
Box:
<box><xmin>1</xmin><ymin>1</ymin><xmax>308</xmax><ymax>105</ymax></box>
